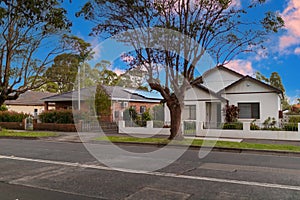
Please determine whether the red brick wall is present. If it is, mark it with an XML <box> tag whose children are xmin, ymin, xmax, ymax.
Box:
<box><xmin>0</xmin><ymin>122</ymin><xmax>24</xmax><ymax>130</ymax></box>
<box><xmin>33</xmin><ymin>122</ymin><xmax>80</xmax><ymax>132</ymax></box>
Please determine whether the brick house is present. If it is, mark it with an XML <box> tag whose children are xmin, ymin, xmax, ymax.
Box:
<box><xmin>42</xmin><ymin>85</ymin><xmax>163</xmax><ymax>122</ymax></box>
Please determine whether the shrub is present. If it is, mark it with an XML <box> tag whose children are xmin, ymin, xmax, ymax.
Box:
<box><xmin>0</xmin><ymin>105</ymin><xmax>8</xmax><ymax>111</ymax></box>
<box><xmin>284</xmin><ymin>123</ymin><xmax>298</xmax><ymax>131</ymax></box>
<box><xmin>0</xmin><ymin>111</ymin><xmax>29</xmax><ymax>122</ymax></box>
<box><xmin>289</xmin><ymin>116</ymin><xmax>300</xmax><ymax>124</ymax></box>
<box><xmin>224</xmin><ymin>105</ymin><xmax>239</xmax><ymax>123</ymax></box>
<box><xmin>250</xmin><ymin>123</ymin><xmax>260</xmax><ymax>130</ymax></box>
<box><xmin>39</xmin><ymin>110</ymin><xmax>87</xmax><ymax>124</ymax></box>
<box><xmin>222</xmin><ymin>122</ymin><xmax>243</xmax><ymax>130</ymax></box>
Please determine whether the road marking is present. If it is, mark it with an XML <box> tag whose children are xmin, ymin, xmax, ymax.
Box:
<box><xmin>1</xmin><ymin>154</ymin><xmax>300</xmax><ymax>192</ymax></box>
<box><xmin>199</xmin><ymin>163</ymin><xmax>300</xmax><ymax>175</ymax></box>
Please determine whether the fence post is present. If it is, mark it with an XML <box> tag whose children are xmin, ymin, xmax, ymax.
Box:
<box><xmin>298</xmin><ymin>123</ymin><xmax>300</xmax><ymax>133</ymax></box>
<box><xmin>195</xmin><ymin>122</ymin><xmax>203</xmax><ymax>137</ymax></box>
<box><xmin>243</xmin><ymin>122</ymin><xmax>250</xmax><ymax>133</ymax></box>
<box><xmin>147</xmin><ymin>121</ymin><xmax>153</xmax><ymax>128</ymax></box>
<box><xmin>118</xmin><ymin>120</ymin><xmax>125</xmax><ymax>128</ymax></box>
<box><xmin>78</xmin><ymin>120</ymin><xmax>83</xmax><ymax>132</ymax></box>
<box><xmin>22</xmin><ymin>118</ymin><xmax>26</xmax><ymax>130</ymax></box>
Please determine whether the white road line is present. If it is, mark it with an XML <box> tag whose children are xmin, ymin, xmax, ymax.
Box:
<box><xmin>1</xmin><ymin>154</ymin><xmax>300</xmax><ymax>192</ymax></box>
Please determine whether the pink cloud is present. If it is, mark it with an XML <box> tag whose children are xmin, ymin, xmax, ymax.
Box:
<box><xmin>113</xmin><ymin>68</ymin><xmax>125</xmax><ymax>76</ymax></box>
<box><xmin>280</xmin><ymin>0</ymin><xmax>300</xmax><ymax>51</ymax></box>
<box><xmin>294</xmin><ymin>47</ymin><xmax>300</xmax><ymax>54</ymax></box>
<box><xmin>225</xmin><ymin>59</ymin><xmax>254</xmax><ymax>76</ymax></box>
<box><xmin>230</xmin><ymin>0</ymin><xmax>241</xmax><ymax>8</ymax></box>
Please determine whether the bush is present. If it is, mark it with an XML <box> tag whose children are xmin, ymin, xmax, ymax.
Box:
<box><xmin>250</xmin><ymin>123</ymin><xmax>260</xmax><ymax>130</ymax></box>
<box><xmin>0</xmin><ymin>111</ymin><xmax>29</xmax><ymax>122</ymax></box>
<box><xmin>224</xmin><ymin>105</ymin><xmax>239</xmax><ymax>123</ymax></box>
<box><xmin>39</xmin><ymin>110</ymin><xmax>87</xmax><ymax>124</ymax></box>
<box><xmin>0</xmin><ymin>105</ymin><xmax>8</xmax><ymax>111</ymax></box>
<box><xmin>222</xmin><ymin>122</ymin><xmax>243</xmax><ymax>130</ymax></box>
<box><xmin>284</xmin><ymin>123</ymin><xmax>298</xmax><ymax>131</ymax></box>
<box><xmin>289</xmin><ymin>116</ymin><xmax>300</xmax><ymax>123</ymax></box>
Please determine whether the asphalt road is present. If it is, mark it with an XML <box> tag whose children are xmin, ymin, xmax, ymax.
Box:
<box><xmin>1</xmin><ymin>139</ymin><xmax>300</xmax><ymax>199</ymax></box>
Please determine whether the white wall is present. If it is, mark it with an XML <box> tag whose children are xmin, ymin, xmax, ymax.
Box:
<box><xmin>221</xmin><ymin>78</ymin><xmax>281</xmax><ymax>123</ymax></box>
<box><xmin>7</xmin><ymin>105</ymin><xmax>45</xmax><ymax>115</ymax></box>
<box><xmin>202</xmin><ymin>68</ymin><xmax>241</xmax><ymax>92</ymax></box>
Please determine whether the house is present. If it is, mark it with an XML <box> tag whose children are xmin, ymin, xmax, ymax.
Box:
<box><xmin>42</xmin><ymin>85</ymin><xmax>163</xmax><ymax>122</ymax></box>
<box><xmin>4</xmin><ymin>91</ymin><xmax>55</xmax><ymax>117</ymax></box>
<box><xmin>165</xmin><ymin>65</ymin><xmax>283</xmax><ymax>127</ymax></box>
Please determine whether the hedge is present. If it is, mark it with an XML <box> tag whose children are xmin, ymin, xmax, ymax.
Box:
<box><xmin>222</xmin><ymin>122</ymin><xmax>243</xmax><ymax>130</ymax></box>
<box><xmin>39</xmin><ymin>110</ymin><xmax>88</xmax><ymax>124</ymax></box>
<box><xmin>0</xmin><ymin>111</ymin><xmax>29</xmax><ymax>122</ymax></box>
<box><xmin>289</xmin><ymin>116</ymin><xmax>300</xmax><ymax>124</ymax></box>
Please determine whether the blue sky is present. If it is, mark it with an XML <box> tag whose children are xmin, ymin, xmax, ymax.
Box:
<box><xmin>62</xmin><ymin>0</ymin><xmax>300</xmax><ymax>104</ymax></box>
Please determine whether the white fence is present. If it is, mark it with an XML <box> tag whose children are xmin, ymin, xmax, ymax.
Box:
<box><xmin>118</xmin><ymin>120</ymin><xmax>300</xmax><ymax>141</ymax></box>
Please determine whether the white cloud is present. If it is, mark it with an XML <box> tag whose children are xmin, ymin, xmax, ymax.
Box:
<box><xmin>279</xmin><ymin>0</ymin><xmax>300</xmax><ymax>52</ymax></box>
<box><xmin>225</xmin><ymin>59</ymin><xmax>254</xmax><ymax>76</ymax></box>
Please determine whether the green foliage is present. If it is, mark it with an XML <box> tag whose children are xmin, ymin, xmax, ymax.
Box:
<box><xmin>0</xmin><ymin>105</ymin><xmax>8</xmax><ymax>111</ymax></box>
<box><xmin>222</xmin><ymin>122</ymin><xmax>243</xmax><ymax>130</ymax></box>
<box><xmin>142</xmin><ymin>109</ymin><xmax>152</xmax><ymax>121</ymax></box>
<box><xmin>250</xmin><ymin>120</ymin><xmax>260</xmax><ymax>130</ymax></box>
<box><xmin>95</xmin><ymin>84</ymin><xmax>112</xmax><ymax>117</ymax></box>
<box><xmin>263</xmin><ymin>117</ymin><xmax>276</xmax><ymax>129</ymax></box>
<box><xmin>224</xmin><ymin>105</ymin><xmax>239</xmax><ymax>123</ymax></box>
<box><xmin>0</xmin><ymin>0</ymin><xmax>71</xmax><ymax>105</ymax></box>
<box><xmin>283</xmin><ymin>124</ymin><xmax>298</xmax><ymax>132</ymax></box>
<box><xmin>289</xmin><ymin>116</ymin><xmax>300</xmax><ymax>123</ymax></box>
<box><xmin>0</xmin><ymin>111</ymin><xmax>29</xmax><ymax>122</ymax></box>
<box><xmin>123</xmin><ymin>107</ymin><xmax>138</xmax><ymax>121</ymax></box>
<box><xmin>39</xmin><ymin>110</ymin><xmax>87</xmax><ymax>124</ymax></box>
<box><xmin>78</xmin><ymin>0</ymin><xmax>284</xmax><ymax>138</ymax></box>
<box><xmin>44</xmin><ymin>53</ymin><xmax>79</xmax><ymax>93</ymax></box>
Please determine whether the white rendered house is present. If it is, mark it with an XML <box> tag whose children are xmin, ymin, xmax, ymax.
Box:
<box><xmin>165</xmin><ymin>66</ymin><xmax>283</xmax><ymax>127</ymax></box>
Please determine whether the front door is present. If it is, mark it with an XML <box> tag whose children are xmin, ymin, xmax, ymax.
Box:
<box><xmin>206</xmin><ymin>102</ymin><xmax>211</xmax><ymax>128</ymax></box>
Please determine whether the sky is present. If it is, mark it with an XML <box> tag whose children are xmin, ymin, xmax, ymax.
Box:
<box><xmin>62</xmin><ymin>0</ymin><xmax>300</xmax><ymax>104</ymax></box>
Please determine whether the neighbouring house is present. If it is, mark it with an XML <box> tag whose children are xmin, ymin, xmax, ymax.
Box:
<box><xmin>42</xmin><ymin>85</ymin><xmax>163</xmax><ymax>122</ymax></box>
<box><xmin>165</xmin><ymin>65</ymin><xmax>284</xmax><ymax>128</ymax></box>
<box><xmin>4</xmin><ymin>91</ymin><xmax>55</xmax><ymax>117</ymax></box>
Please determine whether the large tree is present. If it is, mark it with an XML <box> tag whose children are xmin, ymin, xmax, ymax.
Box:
<box><xmin>0</xmin><ymin>0</ymin><xmax>73</xmax><ymax>105</ymax></box>
<box><xmin>78</xmin><ymin>0</ymin><xmax>284</xmax><ymax>139</ymax></box>
<box><xmin>256</xmin><ymin>71</ymin><xmax>290</xmax><ymax>110</ymax></box>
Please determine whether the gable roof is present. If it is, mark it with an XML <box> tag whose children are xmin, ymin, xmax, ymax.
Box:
<box><xmin>5</xmin><ymin>91</ymin><xmax>55</xmax><ymax>106</ymax></box>
<box><xmin>202</xmin><ymin>65</ymin><xmax>244</xmax><ymax>79</ymax></box>
<box><xmin>218</xmin><ymin>75</ymin><xmax>283</xmax><ymax>95</ymax></box>
<box><xmin>194</xmin><ymin>84</ymin><xmax>228</xmax><ymax>102</ymax></box>
<box><xmin>42</xmin><ymin>85</ymin><xmax>163</xmax><ymax>103</ymax></box>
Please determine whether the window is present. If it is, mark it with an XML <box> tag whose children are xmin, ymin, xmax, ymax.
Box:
<box><xmin>140</xmin><ymin>106</ymin><xmax>146</xmax><ymax>113</ymax></box>
<box><xmin>185</xmin><ymin>105</ymin><xmax>196</xmax><ymax>120</ymax></box>
<box><xmin>238</xmin><ymin>103</ymin><xmax>260</xmax><ymax>119</ymax></box>
<box><xmin>121</xmin><ymin>102</ymin><xmax>128</xmax><ymax>108</ymax></box>
<box><xmin>114</xmin><ymin>111</ymin><xmax>119</xmax><ymax>118</ymax></box>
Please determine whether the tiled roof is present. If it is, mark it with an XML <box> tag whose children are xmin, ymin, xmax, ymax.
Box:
<box><xmin>42</xmin><ymin>85</ymin><xmax>163</xmax><ymax>103</ymax></box>
<box><xmin>5</xmin><ymin>91</ymin><xmax>55</xmax><ymax>106</ymax></box>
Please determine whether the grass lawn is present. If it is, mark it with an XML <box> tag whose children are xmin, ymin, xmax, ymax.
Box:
<box><xmin>96</xmin><ymin>136</ymin><xmax>300</xmax><ymax>153</ymax></box>
<box><xmin>0</xmin><ymin>129</ymin><xmax>57</xmax><ymax>138</ymax></box>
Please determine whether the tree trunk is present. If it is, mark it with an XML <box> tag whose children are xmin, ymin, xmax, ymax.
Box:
<box><xmin>168</xmin><ymin>102</ymin><xmax>184</xmax><ymax>140</ymax></box>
